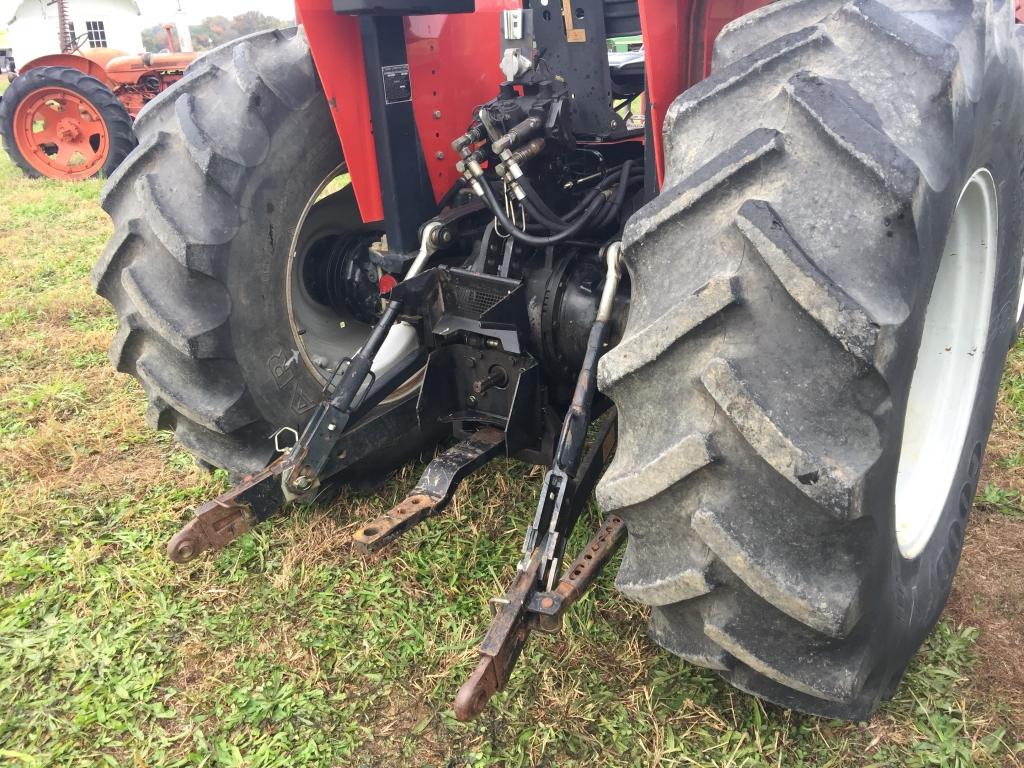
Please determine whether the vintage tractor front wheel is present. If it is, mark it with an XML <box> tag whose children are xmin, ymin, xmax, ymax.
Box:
<box><xmin>597</xmin><ymin>0</ymin><xmax>1024</xmax><ymax>719</ymax></box>
<box><xmin>0</xmin><ymin>66</ymin><xmax>134</xmax><ymax>180</ymax></box>
<box><xmin>94</xmin><ymin>28</ymin><xmax>431</xmax><ymax>477</ymax></box>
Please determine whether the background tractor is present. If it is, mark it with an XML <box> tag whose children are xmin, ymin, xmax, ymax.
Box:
<box><xmin>0</xmin><ymin>20</ymin><xmax>195</xmax><ymax>180</ymax></box>
<box><xmin>94</xmin><ymin>0</ymin><xmax>1024</xmax><ymax>722</ymax></box>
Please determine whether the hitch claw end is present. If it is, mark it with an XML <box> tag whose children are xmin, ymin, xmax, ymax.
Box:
<box><xmin>165</xmin><ymin>456</ymin><xmax>289</xmax><ymax>564</ymax></box>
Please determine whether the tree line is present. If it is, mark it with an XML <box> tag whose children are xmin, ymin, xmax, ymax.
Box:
<box><xmin>142</xmin><ymin>12</ymin><xmax>291</xmax><ymax>53</ymax></box>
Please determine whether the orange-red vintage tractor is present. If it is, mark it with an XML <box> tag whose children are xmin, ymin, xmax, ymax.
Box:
<box><xmin>93</xmin><ymin>0</ymin><xmax>1024</xmax><ymax>722</ymax></box>
<box><xmin>0</xmin><ymin>44</ymin><xmax>195</xmax><ymax>180</ymax></box>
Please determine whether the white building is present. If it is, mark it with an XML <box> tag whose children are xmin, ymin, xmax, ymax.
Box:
<box><xmin>2</xmin><ymin>0</ymin><xmax>145</xmax><ymax>66</ymax></box>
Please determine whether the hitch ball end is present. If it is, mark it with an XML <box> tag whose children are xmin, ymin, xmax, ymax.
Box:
<box><xmin>453</xmin><ymin>657</ymin><xmax>500</xmax><ymax>721</ymax></box>
<box><xmin>167</xmin><ymin>533</ymin><xmax>199</xmax><ymax>563</ymax></box>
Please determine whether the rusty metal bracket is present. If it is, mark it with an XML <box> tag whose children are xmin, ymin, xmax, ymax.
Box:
<box><xmin>454</xmin><ymin>547</ymin><xmax>543</xmax><ymax>721</ymax></box>
<box><xmin>453</xmin><ymin>514</ymin><xmax>626</xmax><ymax>721</ymax></box>
<box><xmin>167</xmin><ymin>455</ymin><xmax>292</xmax><ymax>563</ymax></box>
<box><xmin>167</xmin><ymin>502</ymin><xmax>254</xmax><ymax>564</ymax></box>
<box><xmin>352</xmin><ymin>426</ymin><xmax>505</xmax><ymax>553</ymax></box>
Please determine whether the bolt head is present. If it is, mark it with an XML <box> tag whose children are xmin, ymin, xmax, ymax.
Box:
<box><xmin>435</xmin><ymin>151</ymin><xmax>445</xmax><ymax>160</ymax></box>
<box><xmin>433</xmin><ymin>110</ymin><xmax>442</xmax><ymax>119</ymax></box>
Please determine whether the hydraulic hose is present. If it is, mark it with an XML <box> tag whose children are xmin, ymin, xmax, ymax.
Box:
<box><xmin>522</xmin><ymin>195</ymin><xmax>571</xmax><ymax>231</ymax></box>
<box><xmin>520</xmin><ymin>160</ymin><xmax>646</xmax><ymax>231</ymax></box>
<box><xmin>562</xmin><ymin>164</ymin><xmax>643</xmax><ymax>220</ymax></box>
<box><xmin>479</xmin><ymin>181</ymin><xmax>606</xmax><ymax>246</ymax></box>
<box><xmin>519</xmin><ymin>177</ymin><xmax>570</xmax><ymax>227</ymax></box>
<box><xmin>594</xmin><ymin>160</ymin><xmax>634</xmax><ymax>230</ymax></box>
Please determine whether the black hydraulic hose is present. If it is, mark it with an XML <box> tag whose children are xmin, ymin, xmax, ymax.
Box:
<box><xmin>491</xmin><ymin>162</ymin><xmax>646</xmax><ymax>237</ymax></box>
<box><xmin>522</xmin><ymin>171</ymin><xmax>619</xmax><ymax>228</ymax></box>
<box><xmin>524</xmin><ymin>161</ymin><xmax>645</xmax><ymax>221</ymax></box>
<box><xmin>594</xmin><ymin>168</ymin><xmax>644</xmax><ymax>226</ymax></box>
<box><xmin>480</xmin><ymin>181</ymin><xmax>605</xmax><ymax>246</ymax></box>
<box><xmin>519</xmin><ymin>177</ymin><xmax>569</xmax><ymax>227</ymax></box>
<box><xmin>595</xmin><ymin>160</ymin><xmax>633</xmax><ymax>229</ymax></box>
<box><xmin>521</xmin><ymin>195</ymin><xmax>570</xmax><ymax>231</ymax></box>
<box><xmin>562</xmin><ymin>173</ymin><xmax>617</xmax><ymax>220</ymax></box>
<box><xmin>571</xmin><ymin>164</ymin><xmax>640</xmax><ymax>230</ymax></box>
<box><xmin>562</xmin><ymin>164</ymin><xmax>642</xmax><ymax>221</ymax></box>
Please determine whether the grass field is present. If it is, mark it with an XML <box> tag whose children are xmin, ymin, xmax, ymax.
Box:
<box><xmin>1</xmin><ymin>146</ymin><xmax>1023</xmax><ymax>767</ymax></box>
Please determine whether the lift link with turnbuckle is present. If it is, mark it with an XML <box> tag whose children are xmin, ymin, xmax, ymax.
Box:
<box><xmin>453</xmin><ymin>242</ymin><xmax>626</xmax><ymax>720</ymax></box>
<box><xmin>166</xmin><ymin>222</ymin><xmax>447</xmax><ymax>564</ymax></box>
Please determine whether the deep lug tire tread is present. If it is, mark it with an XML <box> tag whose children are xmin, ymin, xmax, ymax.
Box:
<box><xmin>94</xmin><ymin>28</ymin><xmax>322</xmax><ymax>474</ymax></box>
<box><xmin>599</xmin><ymin>0</ymin><xmax>1023</xmax><ymax>719</ymax></box>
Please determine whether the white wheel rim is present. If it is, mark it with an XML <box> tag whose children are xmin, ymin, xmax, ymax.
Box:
<box><xmin>286</xmin><ymin>164</ymin><xmax>419</xmax><ymax>402</ymax></box>
<box><xmin>895</xmin><ymin>169</ymin><xmax>998</xmax><ymax>559</ymax></box>
<box><xmin>1017</xmin><ymin>249</ymin><xmax>1024</xmax><ymax>324</ymax></box>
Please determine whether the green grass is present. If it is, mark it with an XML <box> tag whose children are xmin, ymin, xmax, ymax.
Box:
<box><xmin>976</xmin><ymin>483</ymin><xmax>1024</xmax><ymax>518</ymax></box>
<box><xmin>0</xmin><ymin>150</ymin><xmax>1022</xmax><ymax>766</ymax></box>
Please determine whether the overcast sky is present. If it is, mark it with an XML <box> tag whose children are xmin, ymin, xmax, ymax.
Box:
<box><xmin>136</xmin><ymin>0</ymin><xmax>296</xmax><ymax>26</ymax></box>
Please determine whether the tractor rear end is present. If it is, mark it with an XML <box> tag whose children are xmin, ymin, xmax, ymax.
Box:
<box><xmin>93</xmin><ymin>0</ymin><xmax>1024</xmax><ymax>722</ymax></box>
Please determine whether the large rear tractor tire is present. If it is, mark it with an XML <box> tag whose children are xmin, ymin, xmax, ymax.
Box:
<box><xmin>94</xmin><ymin>28</ymin><xmax>432</xmax><ymax>478</ymax></box>
<box><xmin>598</xmin><ymin>0</ymin><xmax>1024</xmax><ymax>719</ymax></box>
<box><xmin>0</xmin><ymin>66</ymin><xmax>134</xmax><ymax>180</ymax></box>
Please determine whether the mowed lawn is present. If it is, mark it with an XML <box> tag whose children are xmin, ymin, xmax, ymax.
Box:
<box><xmin>1</xmin><ymin>143</ymin><xmax>1023</xmax><ymax>767</ymax></box>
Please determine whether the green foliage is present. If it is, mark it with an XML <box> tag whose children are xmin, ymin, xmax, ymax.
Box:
<box><xmin>141</xmin><ymin>13</ymin><xmax>292</xmax><ymax>53</ymax></box>
<box><xmin>976</xmin><ymin>483</ymin><xmax>1023</xmax><ymax>518</ymax></box>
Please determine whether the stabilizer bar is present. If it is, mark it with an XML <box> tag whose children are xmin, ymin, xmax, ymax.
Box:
<box><xmin>351</xmin><ymin>426</ymin><xmax>505</xmax><ymax>553</ymax></box>
<box><xmin>453</xmin><ymin>242</ymin><xmax>626</xmax><ymax>720</ymax></box>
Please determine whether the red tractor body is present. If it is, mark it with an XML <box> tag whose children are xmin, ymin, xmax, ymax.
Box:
<box><xmin>295</xmin><ymin>0</ymin><xmax>768</xmax><ymax>220</ymax></box>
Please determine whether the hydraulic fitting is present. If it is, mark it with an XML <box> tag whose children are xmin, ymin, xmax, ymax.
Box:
<box><xmin>456</xmin><ymin>149</ymin><xmax>487</xmax><ymax>180</ymax></box>
<box><xmin>495</xmin><ymin>138</ymin><xmax>546</xmax><ymax>178</ymax></box>
<box><xmin>492</xmin><ymin>116</ymin><xmax>543</xmax><ymax>155</ymax></box>
<box><xmin>451</xmin><ymin>123</ymin><xmax>486</xmax><ymax>153</ymax></box>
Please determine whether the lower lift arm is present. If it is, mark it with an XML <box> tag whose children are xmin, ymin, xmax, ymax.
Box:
<box><xmin>166</xmin><ymin>222</ymin><xmax>446</xmax><ymax>564</ymax></box>
<box><xmin>454</xmin><ymin>242</ymin><xmax>626</xmax><ymax>720</ymax></box>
